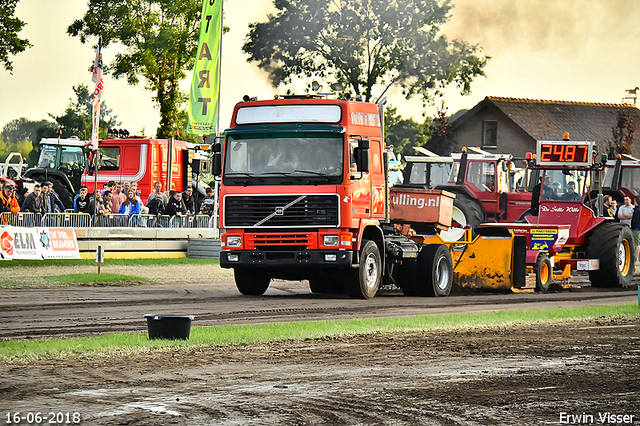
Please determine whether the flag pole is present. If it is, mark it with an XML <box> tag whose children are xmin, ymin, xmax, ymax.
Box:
<box><xmin>91</xmin><ymin>37</ymin><xmax>103</xmax><ymax>219</ymax></box>
<box><xmin>213</xmin><ymin>0</ymin><xmax>224</xmax><ymax>238</ymax></box>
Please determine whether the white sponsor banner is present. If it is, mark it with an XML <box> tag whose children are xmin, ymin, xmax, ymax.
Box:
<box><xmin>0</xmin><ymin>227</ymin><xmax>81</xmax><ymax>260</ymax></box>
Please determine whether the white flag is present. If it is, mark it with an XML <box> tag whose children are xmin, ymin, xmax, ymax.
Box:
<box><xmin>91</xmin><ymin>39</ymin><xmax>103</xmax><ymax>151</ymax></box>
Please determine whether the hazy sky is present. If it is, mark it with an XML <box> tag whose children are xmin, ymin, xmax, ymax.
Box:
<box><xmin>1</xmin><ymin>0</ymin><xmax>639</xmax><ymax>138</ymax></box>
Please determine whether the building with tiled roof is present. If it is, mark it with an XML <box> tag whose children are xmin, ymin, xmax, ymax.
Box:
<box><xmin>447</xmin><ymin>96</ymin><xmax>640</xmax><ymax>159</ymax></box>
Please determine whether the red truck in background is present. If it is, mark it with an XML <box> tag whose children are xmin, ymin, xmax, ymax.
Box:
<box><xmin>24</xmin><ymin>136</ymin><xmax>203</xmax><ymax>209</ymax></box>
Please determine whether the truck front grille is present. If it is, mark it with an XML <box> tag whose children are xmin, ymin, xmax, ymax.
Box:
<box><xmin>224</xmin><ymin>194</ymin><xmax>339</xmax><ymax>228</ymax></box>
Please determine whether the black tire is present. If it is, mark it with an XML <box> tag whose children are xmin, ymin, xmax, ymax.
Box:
<box><xmin>416</xmin><ymin>244</ymin><xmax>453</xmax><ymax>297</ymax></box>
<box><xmin>234</xmin><ymin>268</ymin><xmax>271</xmax><ymax>295</ymax></box>
<box><xmin>345</xmin><ymin>240</ymin><xmax>381</xmax><ymax>299</ymax></box>
<box><xmin>535</xmin><ymin>254</ymin><xmax>552</xmax><ymax>293</ymax></box>
<box><xmin>50</xmin><ymin>178</ymin><xmax>73</xmax><ymax>210</ymax></box>
<box><xmin>587</xmin><ymin>222</ymin><xmax>634</xmax><ymax>288</ymax></box>
<box><xmin>440</xmin><ymin>194</ymin><xmax>483</xmax><ymax>242</ymax></box>
<box><xmin>309</xmin><ymin>278</ymin><xmax>330</xmax><ymax>294</ymax></box>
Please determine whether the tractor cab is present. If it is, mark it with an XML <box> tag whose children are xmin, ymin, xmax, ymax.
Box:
<box><xmin>36</xmin><ymin>137</ymin><xmax>88</xmax><ymax>190</ymax></box>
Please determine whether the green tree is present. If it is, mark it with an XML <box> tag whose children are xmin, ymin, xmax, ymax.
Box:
<box><xmin>52</xmin><ymin>84</ymin><xmax>119</xmax><ymax>140</ymax></box>
<box><xmin>67</xmin><ymin>0</ymin><xmax>203</xmax><ymax>138</ymax></box>
<box><xmin>1</xmin><ymin>118</ymin><xmax>57</xmax><ymax>164</ymax></box>
<box><xmin>243</xmin><ymin>0</ymin><xmax>488</xmax><ymax>104</ymax></box>
<box><xmin>384</xmin><ymin>106</ymin><xmax>429</xmax><ymax>160</ymax></box>
<box><xmin>0</xmin><ymin>0</ymin><xmax>31</xmax><ymax>73</ymax></box>
<box><xmin>425</xmin><ymin>100</ymin><xmax>455</xmax><ymax>155</ymax></box>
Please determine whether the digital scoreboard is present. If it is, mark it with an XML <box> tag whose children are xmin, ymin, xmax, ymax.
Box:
<box><xmin>536</xmin><ymin>140</ymin><xmax>593</xmax><ymax>167</ymax></box>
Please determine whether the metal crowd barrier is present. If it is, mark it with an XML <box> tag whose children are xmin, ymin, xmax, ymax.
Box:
<box><xmin>42</xmin><ymin>213</ymin><xmax>92</xmax><ymax>228</ymax></box>
<box><xmin>0</xmin><ymin>212</ymin><xmax>216</xmax><ymax>228</ymax></box>
<box><xmin>0</xmin><ymin>212</ymin><xmax>42</xmax><ymax>227</ymax></box>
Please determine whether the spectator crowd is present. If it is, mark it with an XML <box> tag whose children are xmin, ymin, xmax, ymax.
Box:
<box><xmin>0</xmin><ymin>179</ymin><xmax>217</xmax><ymax>220</ymax></box>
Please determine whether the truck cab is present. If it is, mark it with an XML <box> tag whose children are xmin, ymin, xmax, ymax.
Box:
<box><xmin>218</xmin><ymin>95</ymin><xmax>387</xmax><ymax>297</ymax></box>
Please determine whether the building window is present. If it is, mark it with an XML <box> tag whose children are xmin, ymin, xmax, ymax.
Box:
<box><xmin>482</xmin><ymin>121</ymin><xmax>497</xmax><ymax>148</ymax></box>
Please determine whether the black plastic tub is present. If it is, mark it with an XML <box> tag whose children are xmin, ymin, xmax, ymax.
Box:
<box><xmin>144</xmin><ymin>314</ymin><xmax>194</xmax><ymax>340</ymax></box>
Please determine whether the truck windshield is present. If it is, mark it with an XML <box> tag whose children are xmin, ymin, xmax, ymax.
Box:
<box><xmin>223</xmin><ymin>134</ymin><xmax>344</xmax><ymax>184</ymax></box>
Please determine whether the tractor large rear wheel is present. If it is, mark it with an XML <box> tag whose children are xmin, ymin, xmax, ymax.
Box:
<box><xmin>439</xmin><ymin>194</ymin><xmax>483</xmax><ymax>242</ymax></box>
<box><xmin>587</xmin><ymin>222</ymin><xmax>634</xmax><ymax>288</ymax></box>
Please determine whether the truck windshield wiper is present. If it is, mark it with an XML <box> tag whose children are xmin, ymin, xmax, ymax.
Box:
<box><xmin>292</xmin><ymin>169</ymin><xmax>326</xmax><ymax>176</ymax></box>
<box><xmin>225</xmin><ymin>172</ymin><xmax>257</xmax><ymax>177</ymax></box>
<box><xmin>261</xmin><ymin>171</ymin><xmax>292</xmax><ymax>176</ymax></box>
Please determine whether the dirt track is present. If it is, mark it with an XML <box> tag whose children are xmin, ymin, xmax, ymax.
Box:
<box><xmin>1</xmin><ymin>317</ymin><xmax>639</xmax><ymax>425</ymax></box>
<box><xmin>1</xmin><ymin>266</ymin><xmax>639</xmax><ymax>425</ymax></box>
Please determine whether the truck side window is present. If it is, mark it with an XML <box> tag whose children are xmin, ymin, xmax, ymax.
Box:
<box><xmin>100</xmin><ymin>147</ymin><xmax>120</xmax><ymax>170</ymax></box>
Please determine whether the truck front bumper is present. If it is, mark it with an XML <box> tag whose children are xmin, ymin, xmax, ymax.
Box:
<box><xmin>220</xmin><ymin>249</ymin><xmax>354</xmax><ymax>269</ymax></box>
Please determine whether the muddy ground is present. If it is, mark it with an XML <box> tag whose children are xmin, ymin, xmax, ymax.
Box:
<box><xmin>2</xmin><ymin>316</ymin><xmax>639</xmax><ymax>425</ymax></box>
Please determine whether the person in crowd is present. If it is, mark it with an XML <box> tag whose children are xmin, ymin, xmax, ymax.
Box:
<box><xmin>199</xmin><ymin>187</ymin><xmax>216</xmax><ymax>216</ymax></box>
<box><xmin>98</xmin><ymin>190</ymin><xmax>113</xmax><ymax>216</ymax></box>
<box><xmin>119</xmin><ymin>189</ymin><xmax>141</xmax><ymax>216</ymax></box>
<box><xmin>541</xmin><ymin>175</ymin><xmax>559</xmax><ymax>200</ymax></box>
<box><xmin>40</xmin><ymin>181</ymin><xmax>65</xmax><ymax>213</ymax></box>
<box><xmin>101</xmin><ymin>180</ymin><xmax>115</xmax><ymax>197</ymax></box>
<box><xmin>123</xmin><ymin>181</ymin><xmax>131</xmax><ymax>196</ymax></box>
<box><xmin>20</xmin><ymin>184</ymin><xmax>43</xmax><ymax>213</ymax></box>
<box><xmin>147</xmin><ymin>181</ymin><xmax>168</xmax><ymax>206</ymax></box>
<box><xmin>632</xmin><ymin>196</ymin><xmax>640</xmax><ymax>265</ymax></box>
<box><xmin>147</xmin><ymin>192</ymin><xmax>166</xmax><ymax>216</ymax></box>
<box><xmin>111</xmin><ymin>182</ymin><xmax>126</xmax><ymax>214</ymax></box>
<box><xmin>617</xmin><ymin>195</ymin><xmax>635</xmax><ymax>226</ymax></box>
<box><xmin>165</xmin><ymin>190</ymin><xmax>188</xmax><ymax>217</ymax></box>
<box><xmin>560</xmin><ymin>181</ymin><xmax>581</xmax><ymax>201</ymax></box>
<box><xmin>130</xmin><ymin>181</ymin><xmax>143</xmax><ymax>204</ymax></box>
<box><xmin>182</xmin><ymin>185</ymin><xmax>195</xmax><ymax>215</ymax></box>
<box><xmin>603</xmin><ymin>195</ymin><xmax>615</xmax><ymax>218</ymax></box>
<box><xmin>0</xmin><ymin>182</ymin><xmax>20</xmax><ymax>213</ymax></box>
<box><xmin>200</xmin><ymin>188</ymin><xmax>215</xmax><ymax>216</ymax></box>
<box><xmin>73</xmin><ymin>186</ymin><xmax>94</xmax><ymax>214</ymax></box>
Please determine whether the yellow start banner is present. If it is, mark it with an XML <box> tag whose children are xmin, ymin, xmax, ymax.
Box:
<box><xmin>187</xmin><ymin>0</ymin><xmax>223</xmax><ymax>135</ymax></box>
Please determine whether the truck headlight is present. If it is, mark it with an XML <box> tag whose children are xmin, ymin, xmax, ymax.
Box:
<box><xmin>323</xmin><ymin>235</ymin><xmax>339</xmax><ymax>247</ymax></box>
<box><xmin>226</xmin><ymin>235</ymin><xmax>242</xmax><ymax>248</ymax></box>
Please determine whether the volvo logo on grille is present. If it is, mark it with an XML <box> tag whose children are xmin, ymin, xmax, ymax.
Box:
<box><xmin>275</xmin><ymin>206</ymin><xmax>285</xmax><ymax>215</ymax></box>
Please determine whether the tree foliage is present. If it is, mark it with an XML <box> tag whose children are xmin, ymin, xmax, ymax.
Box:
<box><xmin>610</xmin><ymin>109</ymin><xmax>636</xmax><ymax>158</ymax></box>
<box><xmin>51</xmin><ymin>84</ymin><xmax>119</xmax><ymax>141</ymax></box>
<box><xmin>0</xmin><ymin>0</ymin><xmax>31</xmax><ymax>73</ymax></box>
<box><xmin>424</xmin><ymin>100</ymin><xmax>455</xmax><ymax>155</ymax></box>
<box><xmin>67</xmin><ymin>0</ymin><xmax>202</xmax><ymax>138</ymax></box>
<box><xmin>384</xmin><ymin>106</ymin><xmax>429</xmax><ymax>160</ymax></box>
<box><xmin>243</xmin><ymin>0</ymin><xmax>488</xmax><ymax>104</ymax></box>
<box><xmin>1</xmin><ymin>118</ymin><xmax>57</xmax><ymax>165</ymax></box>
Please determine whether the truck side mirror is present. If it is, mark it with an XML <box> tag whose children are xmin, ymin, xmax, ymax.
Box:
<box><xmin>354</xmin><ymin>139</ymin><xmax>370</xmax><ymax>173</ymax></box>
<box><xmin>212</xmin><ymin>142</ymin><xmax>222</xmax><ymax>176</ymax></box>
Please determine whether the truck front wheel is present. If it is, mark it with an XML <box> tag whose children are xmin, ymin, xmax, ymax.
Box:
<box><xmin>345</xmin><ymin>240</ymin><xmax>381</xmax><ymax>299</ymax></box>
<box><xmin>234</xmin><ymin>268</ymin><xmax>271</xmax><ymax>295</ymax></box>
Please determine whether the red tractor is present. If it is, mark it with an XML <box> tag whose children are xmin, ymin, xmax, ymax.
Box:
<box><xmin>400</xmin><ymin>147</ymin><xmax>534</xmax><ymax>240</ymax></box>
<box><xmin>519</xmin><ymin>139</ymin><xmax>633</xmax><ymax>289</ymax></box>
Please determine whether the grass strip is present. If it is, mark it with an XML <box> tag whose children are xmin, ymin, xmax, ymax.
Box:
<box><xmin>45</xmin><ymin>273</ymin><xmax>147</xmax><ymax>286</ymax></box>
<box><xmin>0</xmin><ymin>258</ymin><xmax>220</xmax><ymax>268</ymax></box>
<box><xmin>1</xmin><ymin>303</ymin><xmax>638</xmax><ymax>363</ymax></box>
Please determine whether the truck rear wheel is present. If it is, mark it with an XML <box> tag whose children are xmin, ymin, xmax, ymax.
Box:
<box><xmin>440</xmin><ymin>194</ymin><xmax>483</xmax><ymax>242</ymax></box>
<box><xmin>587</xmin><ymin>222</ymin><xmax>634</xmax><ymax>288</ymax></box>
<box><xmin>535</xmin><ymin>254</ymin><xmax>552</xmax><ymax>293</ymax></box>
<box><xmin>345</xmin><ymin>240</ymin><xmax>381</xmax><ymax>299</ymax></box>
<box><xmin>416</xmin><ymin>244</ymin><xmax>453</xmax><ymax>297</ymax></box>
<box><xmin>234</xmin><ymin>268</ymin><xmax>271</xmax><ymax>295</ymax></box>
